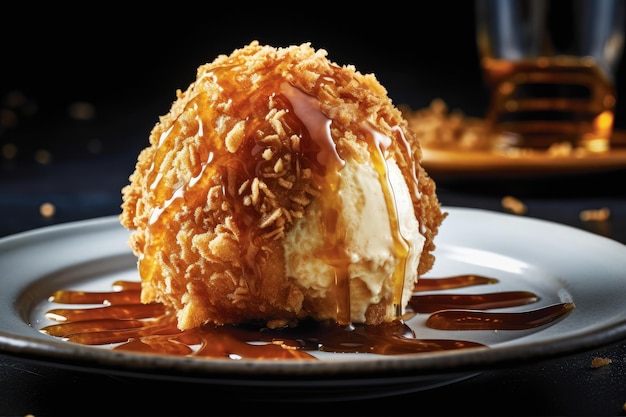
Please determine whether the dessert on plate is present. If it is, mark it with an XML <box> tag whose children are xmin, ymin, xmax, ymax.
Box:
<box><xmin>120</xmin><ymin>41</ymin><xmax>446</xmax><ymax>331</ymax></box>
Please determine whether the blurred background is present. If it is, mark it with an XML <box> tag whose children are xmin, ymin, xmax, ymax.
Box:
<box><xmin>1</xmin><ymin>2</ymin><xmax>625</xmax><ymax>236</ymax></box>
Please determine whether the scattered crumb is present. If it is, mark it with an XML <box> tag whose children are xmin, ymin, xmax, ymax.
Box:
<box><xmin>547</xmin><ymin>142</ymin><xmax>602</xmax><ymax>158</ymax></box>
<box><xmin>400</xmin><ymin>99</ymin><xmax>490</xmax><ymax>151</ymax></box>
<box><xmin>580</xmin><ymin>207</ymin><xmax>611</xmax><ymax>222</ymax></box>
<box><xmin>39</xmin><ymin>202</ymin><xmax>55</xmax><ymax>218</ymax></box>
<box><xmin>67</xmin><ymin>101</ymin><xmax>96</xmax><ymax>120</ymax></box>
<box><xmin>1</xmin><ymin>143</ymin><xmax>17</xmax><ymax>159</ymax></box>
<box><xmin>547</xmin><ymin>141</ymin><xmax>575</xmax><ymax>157</ymax></box>
<box><xmin>402</xmin><ymin>99</ymin><xmax>609</xmax><ymax>156</ymax></box>
<box><xmin>501</xmin><ymin>195</ymin><xmax>527</xmax><ymax>215</ymax></box>
<box><xmin>34</xmin><ymin>149</ymin><xmax>52</xmax><ymax>165</ymax></box>
<box><xmin>591</xmin><ymin>356</ymin><xmax>612</xmax><ymax>368</ymax></box>
<box><xmin>545</xmin><ymin>141</ymin><xmax>591</xmax><ymax>158</ymax></box>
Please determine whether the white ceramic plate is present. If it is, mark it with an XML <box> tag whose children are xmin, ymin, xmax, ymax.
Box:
<box><xmin>1</xmin><ymin>207</ymin><xmax>626</xmax><ymax>401</ymax></box>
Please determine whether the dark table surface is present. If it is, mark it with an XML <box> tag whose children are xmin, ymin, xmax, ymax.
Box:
<box><xmin>2</xmin><ymin>3</ymin><xmax>626</xmax><ymax>416</ymax></box>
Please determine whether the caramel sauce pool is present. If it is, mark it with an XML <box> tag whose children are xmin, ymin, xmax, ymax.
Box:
<box><xmin>41</xmin><ymin>274</ymin><xmax>574</xmax><ymax>360</ymax></box>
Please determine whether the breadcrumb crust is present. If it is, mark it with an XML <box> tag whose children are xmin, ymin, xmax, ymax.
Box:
<box><xmin>120</xmin><ymin>41</ymin><xmax>446</xmax><ymax>329</ymax></box>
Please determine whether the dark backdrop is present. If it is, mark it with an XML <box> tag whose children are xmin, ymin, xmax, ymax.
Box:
<box><xmin>0</xmin><ymin>2</ymin><xmax>625</xmax><ymax>233</ymax></box>
<box><xmin>3</xmin><ymin>2</ymin><xmax>625</xmax><ymax>161</ymax></box>
<box><xmin>0</xmin><ymin>2</ymin><xmax>500</xmax><ymax>167</ymax></box>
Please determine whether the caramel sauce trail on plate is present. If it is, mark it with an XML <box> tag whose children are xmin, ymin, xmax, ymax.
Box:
<box><xmin>41</xmin><ymin>274</ymin><xmax>574</xmax><ymax>360</ymax></box>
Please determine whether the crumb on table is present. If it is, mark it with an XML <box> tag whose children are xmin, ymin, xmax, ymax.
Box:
<box><xmin>501</xmin><ymin>195</ymin><xmax>527</xmax><ymax>215</ymax></box>
<box><xmin>591</xmin><ymin>356</ymin><xmax>612</xmax><ymax>368</ymax></box>
<box><xmin>580</xmin><ymin>207</ymin><xmax>611</xmax><ymax>222</ymax></box>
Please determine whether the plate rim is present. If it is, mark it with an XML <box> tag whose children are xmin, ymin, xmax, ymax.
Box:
<box><xmin>1</xmin><ymin>208</ymin><xmax>626</xmax><ymax>384</ymax></box>
<box><xmin>421</xmin><ymin>142</ymin><xmax>626</xmax><ymax>179</ymax></box>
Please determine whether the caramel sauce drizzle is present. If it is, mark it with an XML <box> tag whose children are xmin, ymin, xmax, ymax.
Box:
<box><xmin>364</xmin><ymin>126</ymin><xmax>411</xmax><ymax>316</ymax></box>
<box><xmin>41</xmin><ymin>274</ymin><xmax>574</xmax><ymax>360</ymax></box>
<box><xmin>281</xmin><ymin>82</ymin><xmax>351</xmax><ymax>325</ymax></box>
<box><xmin>139</xmin><ymin>56</ymin><xmax>419</xmax><ymax>326</ymax></box>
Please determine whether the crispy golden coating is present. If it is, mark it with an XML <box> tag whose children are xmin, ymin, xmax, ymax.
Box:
<box><xmin>120</xmin><ymin>41</ymin><xmax>446</xmax><ymax>330</ymax></box>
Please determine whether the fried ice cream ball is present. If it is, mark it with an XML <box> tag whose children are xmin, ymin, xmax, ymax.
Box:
<box><xmin>120</xmin><ymin>41</ymin><xmax>446</xmax><ymax>330</ymax></box>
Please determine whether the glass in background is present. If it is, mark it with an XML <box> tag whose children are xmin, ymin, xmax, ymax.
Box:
<box><xmin>475</xmin><ymin>0</ymin><xmax>625</xmax><ymax>153</ymax></box>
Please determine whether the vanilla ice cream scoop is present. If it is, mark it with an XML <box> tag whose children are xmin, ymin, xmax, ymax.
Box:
<box><xmin>284</xmin><ymin>154</ymin><xmax>424</xmax><ymax>324</ymax></box>
<box><xmin>120</xmin><ymin>41</ymin><xmax>446</xmax><ymax>330</ymax></box>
